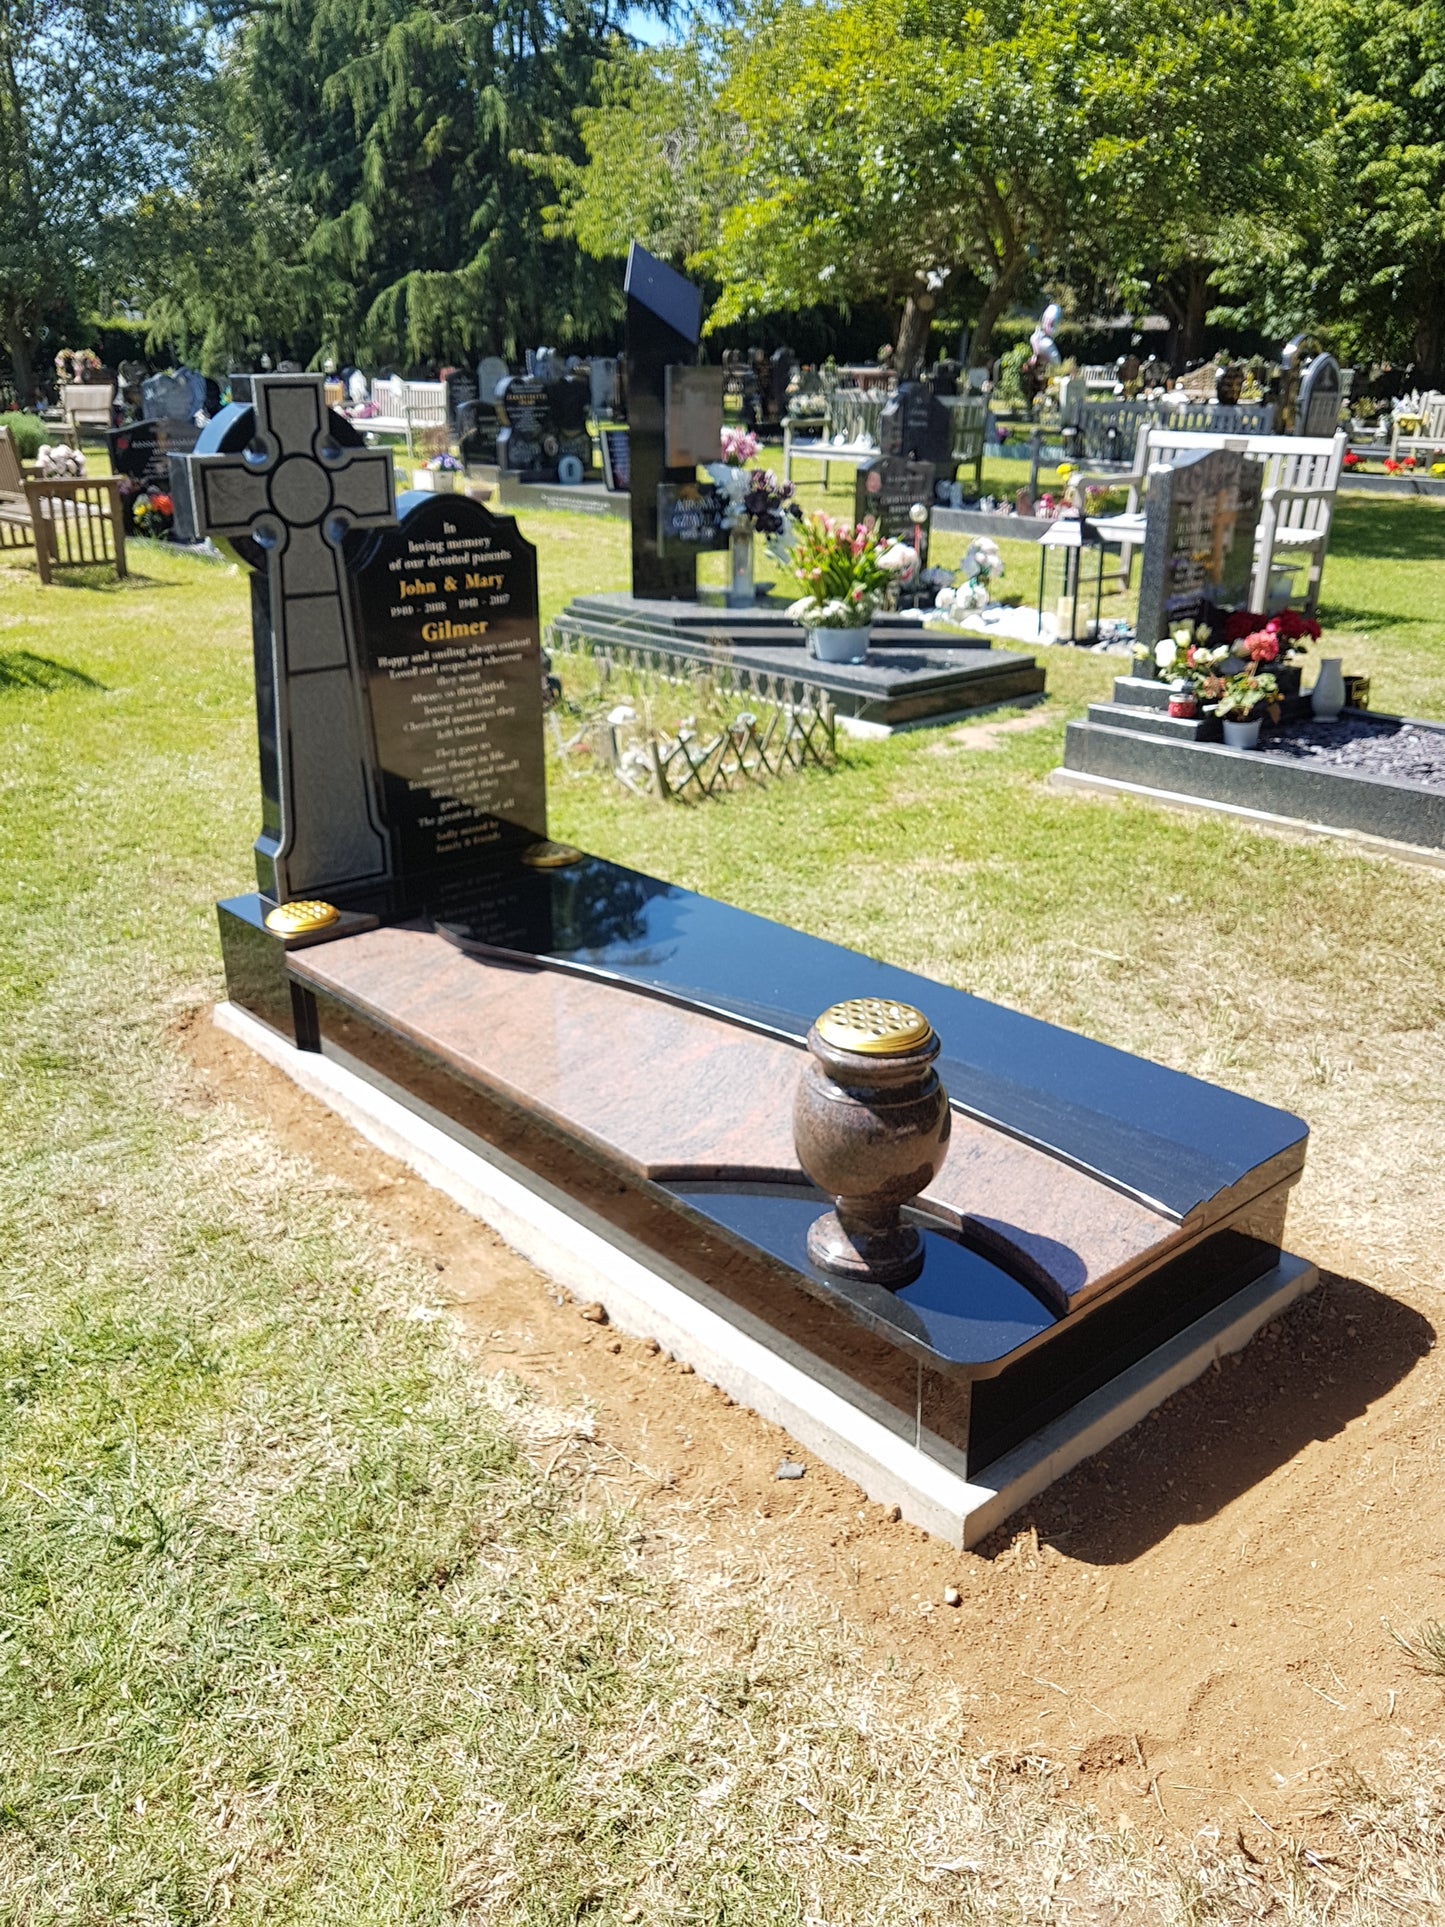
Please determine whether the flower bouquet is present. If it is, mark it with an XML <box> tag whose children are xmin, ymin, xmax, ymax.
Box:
<box><xmin>416</xmin><ymin>451</ymin><xmax>464</xmax><ymax>493</ymax></box>
<box><xmin>54</xmin><ymin>348</ymin><xmax>102</xmax><ymax>386</ymax></box>
<box><xmin>784</xmin><ymin>513</ymin><xmax>904</xmax><ymax>661</ymax></box>
<box><xmin>133</xmin><ymin>489</ymin><xmax>175</xmax><ymax>540</ymax></box>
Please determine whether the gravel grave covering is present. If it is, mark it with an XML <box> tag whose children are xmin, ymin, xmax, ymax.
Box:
<box><xmin>1262</xmin><ymin>716</ymin><xmax>1445</xmax><ymax>792</ymax></box>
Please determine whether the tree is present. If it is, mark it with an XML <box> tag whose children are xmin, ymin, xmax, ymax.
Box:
<box><xmin>1304</xmin><ymin>0</ymin><xmax>1445</xmax><ymax>379</ymax></box>
<box><xmin>706</xmin><ymin>0</ymin><xmax>1089</xmax><ymax>375</ymax></box>
<box><xmin>543</xmin><ymin>33</ymin><xmax>739</xmax><ymax>272</ymax></box>
<box><xmin>237</xmin><ymin>0</ymin><xmax>660</xmax><ymax>369</ymax></box>
<box><xmin>0</xmin><ymin>0</ymin><xmax>201</xmax><ymax>400</ymax></box>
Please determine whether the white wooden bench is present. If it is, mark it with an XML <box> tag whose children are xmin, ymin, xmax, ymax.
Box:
<box><xmin>782</xmin><ymin>389</ymin><xmax>886</xmax><ymax>486</ymax></box>
<box><xmin>354</xmin><ymin>378</ymin><xmax>449</xmax><ymax>453</ymax></box>
<box><xmin>1389</xmin><ymin>393</ymin><xmax>1445</xmax><ymax>463</ymax></box>
<box><xmin>1083</xmin><ymin>426</ymin><xmax>1346</xmax><ymax>618</ymax></box>
<box><xmin>60</xmin><ymin>384</ymin><xmax>115</xmax><ymax>442</ymax></box>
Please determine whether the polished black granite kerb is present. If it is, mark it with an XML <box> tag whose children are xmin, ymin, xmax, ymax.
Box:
<box><xmin>552</xmin><ymin>594</ymin><xmax>1046</xmax><ymax>727</ymax></box>
<box><xmin>1063</xmin><ymin>707</ymin><xmax>1445</xmax><ymax>852</ymax></box>
<box><xmin>417</xmin><ymin>849</ymin><xmax>1305</xmax><ymax>1226</ymax></box>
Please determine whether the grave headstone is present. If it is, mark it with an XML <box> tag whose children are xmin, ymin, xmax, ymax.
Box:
<box><xmin>444</xmin><ymin>368</ymin><xmax>479</xmax><ymax>432</ymax></box>
<box><xmin>547</xmin><ymin>371</ymin><xmax>594</xmax><ymax>477</ymax></box>
<box><xmin>879</xmin><ymin>381</ymin><xmax>953</xmax><ymax>468</ymax></box>
<box><xmin>170</xmin><ymin>374</ymin><xmax>398</xmax><ymax>903</ymax></box>
<box><xmin>457</xmin><ymin>399</ymin><xmax>500</xmax><ymax>469</ymax></box>
<box><xmin>496</xmin><ymin>376</ymin><xmax>557</xmax><ymax>480</ymax></box>
<box><xmin>1134</xmin><ymin>445</ymin><xmax>1262</xmax><ymax>646</ymax></box>
<box><xmin>600</xmin><ymin>426</ymin><xmax>630</xmax><ymax>492</ymax></box>
<box><xmin>1296</xmin><ymin>352</ymin><xmax>1342</xmax><ymax>438</ymax></box>
<box><xmin>855</xmin><ymin>454</ymin><xmax>936</xmax><ymax>547</ymax></box>
<box><xmin>589</xmin><ymin>356</ymin><xmax>620</xmax><ymax>421</ymax></box>
<box><xmin>476</xmin><ymin>356</ymin><xmax>509</xmax><ymax>405</ymax></box>
<box><xmin>625</xmin><ymin>241</ymin><xmax>706</xmax><ymax>599</ymax></box>
<box><xmin>350</xmin><ymin>491</ymin><xmax>546</xmax><ymax>875</ymax></box>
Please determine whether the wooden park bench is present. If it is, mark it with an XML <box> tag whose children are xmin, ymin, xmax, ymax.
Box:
<box><xmin>60</xmin><ymin>383</ymin><xmax>116</xmax><ymax>443</ymax></box>
<box><xmin>357</xmin><ymin>377</ymin><xmax>450</xmax><ymax>454</ymax></box>
<box><xmin>1080</xmin><ymin>425</ymin><xmax>1346</xmax><ymax>618</ymax></box>
<box><xmin>1389</xmin><ymin>392</ymin><xmax>1445</xmax><ymax>463</ymax></box>
<box><xmin>782</xmin><ymin>388</ymin><xmax>887</xmax><ymax>487</ymax></box>
<box><xmin>0</xmin><ymin>425</ymin><xmax>127</xmax><ymax>584</ymax></box>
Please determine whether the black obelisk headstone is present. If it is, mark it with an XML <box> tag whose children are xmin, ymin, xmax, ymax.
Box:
<box><xmin>625</xmin><ymin>242</ymin><xmax>705</xmax><ymax>600</ymax></box>
<box><xmin>170</xmin><ymin>373</ymin><xmax>398</xmax><ymax>904</ymax></box>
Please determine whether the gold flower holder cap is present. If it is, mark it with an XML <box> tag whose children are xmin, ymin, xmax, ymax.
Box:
<box><xmin>519</xmin><ymin>840</ymin><xmax>583</xmax><ymax>870</ymax></box>
<box><xmin>813</xmin><ymin>997</ymin><xmax>934</xmax><ymax>1055</ymax></box>
<box><xmin>264</xmin><ymin>899</ymin><xmax>340</xmax><ymax>936</ymax></box>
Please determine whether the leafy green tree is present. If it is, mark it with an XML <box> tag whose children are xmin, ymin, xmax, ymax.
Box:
<box><xmin>239</xmin><ymin>0</ymin><xmax>656</xmax><ymax>368</ymax></box>
<box><xmin>706</xmin><ymin>0</ymin><xmax>1089</xmax><ymax>374</ymax></box>
<box><xmin>0</xmin><ymin>0</ymin><xmax>200</xmax><ymax>399</ymax></box>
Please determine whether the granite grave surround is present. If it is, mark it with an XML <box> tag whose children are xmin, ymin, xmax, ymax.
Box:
<box><xmin>549</xmin><ymin>244</ymin><xmax>1050</xmax><ymax>736</ymax></box>
<box><xmin>550</xmin><ymin>593</ymin><xmax>1046</xmax><ymax>733</ymax></box>
<box><xmin>1058</xmin><ymin>677</ymin><xmax>1445</xmax><ymax>861</ymax></box>
<box><xmin>184</xmin><ymin>371</ymin><xmax>1317</xmax><ymax>1547</ymax></box>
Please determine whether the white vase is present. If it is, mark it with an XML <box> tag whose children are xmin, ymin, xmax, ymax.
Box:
<box><xmin>1311</xmin><ymin>657</ymin><xmax>1345</xmax><ymax>719</ymax></box>
<box><xmin>807</xmin><ymin>624</ymin><xmax>871</xmax><ymax>664</ymax></box>
<box><xmin>1222</xmin><ymin>717</ymin><xmax>1262</xmax><ymax>749</ymax></box>
<box><xmin>727</xmin><ymin>527</ymin><xmax>755</xmax><ymax>607</ymax></box>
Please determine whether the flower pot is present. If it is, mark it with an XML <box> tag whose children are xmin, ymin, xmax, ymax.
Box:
<box><xmin>1221</xmin><ymin>718</ymin><xmax>1262</xmax><ymax>749</ymax></box>
<box><xmin>727</xmin><ymin>526</ymin><xmax>755</xmax><ymax>607</ymax></box>
<box><xmin>807</xmin><ymin>624</ymin><xmax>871</xmax><ymax>664</ymax></box>
<box><xmin>1311</xmin><ymin>657</ymin><xmax>1345</xmax><ymax>720</ymax></box>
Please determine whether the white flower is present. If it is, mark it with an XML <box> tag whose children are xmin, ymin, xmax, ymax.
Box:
<box><xmin>878</xmin><ymin>541</ymin><xmax>918</xmax><ymax>577</ymax></box>
<box><xmin>1155</xmin><ymin>639</ymin><xmax>1176</xmax><ymax>668</ymax></box>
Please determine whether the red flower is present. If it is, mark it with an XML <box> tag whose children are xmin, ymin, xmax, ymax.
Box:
<box><xmin>1384</xmin><ymin>458</ymin><xmax>1400</xmax><ymax>473</ymax></box>
<box><xmin>1343</xmin><ymin>451</ymin><xmax>1359</xmax><ymax>469</ymax></box>
<box><xmin>152</xmin><ymin>493</ymin><xmax>174</xmax><ymax>515</ymax></box>
<box><xmin>1244</xmin><ymin>630</ymin><xmax>1280</xmax><ymax>663</ymax></box>
<box><xmin>1224</xmin><ymin>609</ymin><xmax>1264</xmax><ymax>643</ymax></box>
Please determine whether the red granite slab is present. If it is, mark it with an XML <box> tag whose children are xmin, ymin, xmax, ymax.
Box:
<box><xmin>290</xmin><ymin>923</ymin><xmax>1187</xmax><ymax>1310</ymax></box>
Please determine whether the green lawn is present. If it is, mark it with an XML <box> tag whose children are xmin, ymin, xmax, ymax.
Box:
<box><xmin>2</xmin><ymin>497</ymin><xmax>1444</xmax><ymax>1922</ymax></box>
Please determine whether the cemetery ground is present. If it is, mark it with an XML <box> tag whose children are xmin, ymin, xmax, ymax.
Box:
<box><xmin>2</xmin><ymin>475</ymin><xmax>1444</xmax><ymax>1923</ymax></box>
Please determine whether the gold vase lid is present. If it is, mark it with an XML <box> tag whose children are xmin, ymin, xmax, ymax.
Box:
<box><xmin>813</xmin><ymin>997</ymin><xmax>933</xmax><ymax>1055</ymax></box>
<box><xmin>264</xmin><ymin>899</ymin><xmax>339</xmax><ymax>936</ymax></box>
<box><xmin>519</xmin><ymin>839</ymin><xmax>583</xmax><ymax>870</ymax></box>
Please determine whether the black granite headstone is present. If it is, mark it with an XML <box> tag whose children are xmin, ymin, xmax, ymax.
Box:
<box><xmin>855</xmin><ymin>455</ymin><xmax>936</xmax><ymax>544</ymax></box>
<box><xmin>600</xmin><ymin>427</ymin><xmax>631</xmax><ymax>492</ymax></box>
<box><xmin>170</xmin><ymin>374</ymin><xmax>398</xmax><ymax>904</ymax></box>
<box><xmin>109</xmin><ymin>420</ymin><xmax>175</xmax><ymax>488</ymax></box>
<box><xmin>457</xmin><ymin>399</ymin><xmax>500</xmax><ymax>469</ymax></box>
<box><xmin>350</xmin><ymin>492</ymin><xmax>546</xmax><ymax>874</ymax></box>
<box><xmin>444</xmin><ymin>369</ymin><xmax>479</xmax><ymax>432</ymax></box>
<box><xmin>625</xmin><ymin>241</ymin><xmax>706</xmax><ymax>600</ymax></box>
<box><xmin>1134</xmin><ymin>446</ymin><xmax>1262</xmax><ymax>644</ymax></box>
<box><xmin>496</xmin><ymin>376</ymin><xmax>557</xmax><ymax>480</ymax></box>
<box><xmin>879</xmin><ymin>381</ymin><xmax>953</xmax><ymax>468</ymax></box>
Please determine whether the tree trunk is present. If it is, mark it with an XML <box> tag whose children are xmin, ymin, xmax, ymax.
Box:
<box><xmin>971</xmin><ymin>269</ymin><xmax>1020</xmax><ymax>363</ymax></box>
<box><xmin>1179</xmin><ymin>262</ymin><xmax>1211</xmax><ymax>365</ymax></box>
<box><xmin>1414</xmin><ymin>294</ymin><xmax>1443</xmax><ymax>388</ymax></box>
<box><xmin>5</xmin><ymin>320</ymin><xmax>34</xmax><ymax>409</ymax></box>
<box><xmin>894</xmin><ymin>290</ymin><xmax>936</xmax><ymax>380</ymax></box>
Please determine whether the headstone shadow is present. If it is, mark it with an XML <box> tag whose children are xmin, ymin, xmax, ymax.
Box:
<box><xmin>0</xmin><ymin>649</ymin><xmax>105</xmax><ymax>692</ymax></box>
<box><xmin>979</xmin><ymin>1271</ymin><xmax>1434</xmax><ymax>1565</ymax></box>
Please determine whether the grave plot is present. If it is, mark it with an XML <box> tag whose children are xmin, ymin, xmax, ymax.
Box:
<box><xmin>178</xmin><ymin>370</ymin><xmax>1319</xmax><ymax>1549</ymax></box>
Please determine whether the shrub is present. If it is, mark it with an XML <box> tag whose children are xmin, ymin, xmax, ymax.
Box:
<box><xmin>1</xmin><ymin>412</ymin><xmax>52</xmax><ymax>460</ymax></box>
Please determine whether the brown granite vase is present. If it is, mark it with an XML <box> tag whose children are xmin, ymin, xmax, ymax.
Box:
<box><xmin>793</xmin><ymin>1008</ymin><xmax>951</xmax><ymax>1288</ymax></box>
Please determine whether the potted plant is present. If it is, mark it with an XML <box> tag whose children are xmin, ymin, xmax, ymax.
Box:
<box><xmin>415</xmin><ymin>452</ymin><xmax>464</xmax><ymax>493</ymax></box>
<box><xmin>783</xmin><ymin>513</ymin><xmax>909</xmax><ymax>662</ymax></box>
<box><xmin>1206</xmin><ymin>668</ymin><xmax>1280</xmax><ymax>749</ymax></box>
<box><xmin>1223</xmin><ymin>609</ymin><xmax>1318</xmax><ymax>698</ymax></box>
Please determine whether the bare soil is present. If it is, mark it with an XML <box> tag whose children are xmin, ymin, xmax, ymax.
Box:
<box><xmin>184</xmin><ymin>1012</ymin><xmax>1445</xmax><ymax>1854</ymax></box>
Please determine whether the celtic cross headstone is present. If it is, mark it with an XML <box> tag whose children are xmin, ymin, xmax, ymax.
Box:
<box><xmin>171</xmin><ymin>373</ymin><xmax>399</xmax><ymax>903</ymax></box>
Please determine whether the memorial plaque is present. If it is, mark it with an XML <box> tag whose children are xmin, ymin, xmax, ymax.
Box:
<box><xmin>656</xmin><ymin>482</ymin><xmax>728</xmax><ymax>554</ymax></box>
<box><xmin>457</xmin><ymin>399</ymin><xmax>500</xmax><ymax>469</ymax></box>
<box><xmin>444</xmin><ymin>369</ymin><xmax>479</xmax><ymax>430</ymax></box>
<box><xmin>1134</xmin><ymin>446</ymin><xmax>1262</xmax><ymax>644</ymax></box>
<box><xmin>109</xmin><ymin>419</ymin><xmax>192</xmax><ymax>488</ymax></box>
<box><xmin>351</xmin><ymin>492</ymin><xmax>546</xmax><ymax>876</ymax></box>
<box><xmin>600</xmin><ymin>427</ymin><xmax>631</xmax><ymax>492</ymax></box>
<box><xmin>663</xmin><ymin>365</ymin><xmax>725</xmax><ymax>467</ymax></box>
